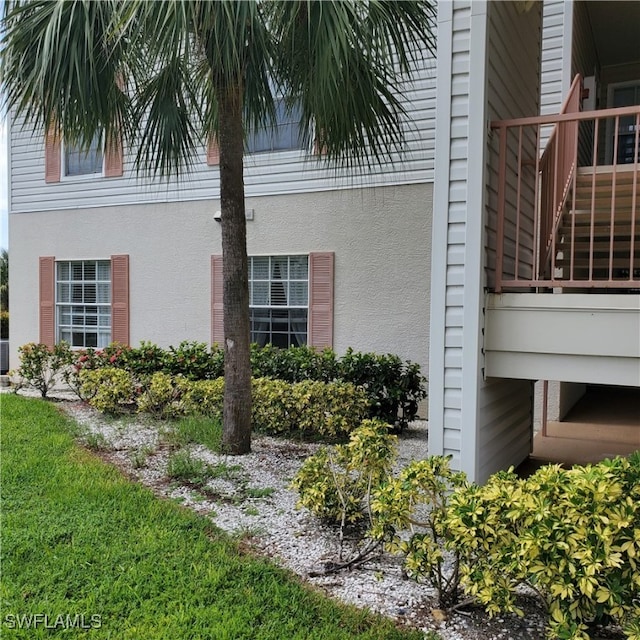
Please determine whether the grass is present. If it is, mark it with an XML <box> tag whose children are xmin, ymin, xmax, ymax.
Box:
<box><xmin>166</xmin><ymin>449</ymin><xmax>241</xmax><ymax>486</ymax></box>
<box><xmin>167</xmin><ymin>414</ymin><xmax>223</xmax><ymax>451</ymax></box>
<box><xmin>1</xmin><ymin>395</ymin><xmax>433</xmax><ymax>640</ymax></box>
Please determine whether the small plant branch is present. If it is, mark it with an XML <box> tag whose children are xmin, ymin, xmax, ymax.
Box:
<box><xmin>308</xmin><ymin>538</ymin><xmax>384</xmax><ymax>577</ymax></box>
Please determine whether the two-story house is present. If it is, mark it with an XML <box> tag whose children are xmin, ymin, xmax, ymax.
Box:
<box><xmin>8</xmin><ymin>0</ymin><xmax>639</xmax><ymax>482</ymax></box>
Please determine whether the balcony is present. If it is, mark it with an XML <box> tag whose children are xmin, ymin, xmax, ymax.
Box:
<box><xmin>490</xmin><ymin>75</ymin><xmax>639</xmax><ymax>293</ymax></box>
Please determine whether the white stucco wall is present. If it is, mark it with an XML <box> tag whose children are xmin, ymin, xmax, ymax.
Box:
<box><xmin>9</xmin><ymin>183</ymin><xmax>432</xmax><ymax>411</ymax></box>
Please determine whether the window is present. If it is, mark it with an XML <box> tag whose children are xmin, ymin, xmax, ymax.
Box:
<box><xmin>249</xmin><ymin>255</ymin><xmax>308</xmax><ymax>348</ymax></box>
<box><xmin>246</xmin><ymin>99</ymin><xmax>304</xmax><ymax>154</ymax></box>
<box><xmin>64</xmin><ymin>133</ymin><xmax>103</xmax><ymax>177</ymax></box>
<box><xmin>56</xmin><ymin>260</ymin><xmax>111</xmax><ymax>348</ymax></box>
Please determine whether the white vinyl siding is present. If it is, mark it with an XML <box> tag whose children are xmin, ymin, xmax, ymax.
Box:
<box><xmin>9</xmin><ymin>56</ymin><xmax>437</xmax><ymax>213</ymax></box>
<box><xmin>429</xmin><ymin>0</ymin><xmax>472</xmax><ymax>471</ymax></box>
<box><xmin>540</xmin><ymin>0</ymin><xmax>571</xmax><ymax>116</ymax></box>
<box><xmin>430</xmin><ymin>0</ymin><xmax>542</xmax><ymax>482</ymax></box>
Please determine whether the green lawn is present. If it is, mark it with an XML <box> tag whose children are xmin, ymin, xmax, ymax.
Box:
<box><xmin>0</xmin><ymin>394</ymin><xmax>428</xmax><ymax>640</ymax></box>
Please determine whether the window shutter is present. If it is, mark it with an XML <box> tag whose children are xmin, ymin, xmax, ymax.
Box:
<box><xmin>111</xmin><ymin>254</ymin><xmax>130</xmax><ymax>345</ymax></box>
<box><xmin>44</xmin><ymin>128</ymin><xmax>61</xmax><ymax>183</ymax></box>
<box><xmin>39</xmin><ymin>256</ymin><xmax>56</xmax><ymax>347</ymax></box>
<box><xmin>104</xmin><ymin>133</ymin><xmax>123</xmax><ymax>177</ymax></box>
<box><xmin>211</xmin><ymin>255</ymin><xmax>224</xmax><ymax>345</ymax></box>
<box><xmin>308</xmin><ymin>252</ymin><xmax>334</xmax><ymax>348</ymax></box>
<box><xmin>207</xmin><ymin>137</ymin><xmax>220</xmax><ymax>166</ymax></box>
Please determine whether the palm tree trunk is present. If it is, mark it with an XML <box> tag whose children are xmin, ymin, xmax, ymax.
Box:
<box><xmin>218</xmin><ymin>84</ymin><xmax>252</xmax><ymax>455</ymax></box>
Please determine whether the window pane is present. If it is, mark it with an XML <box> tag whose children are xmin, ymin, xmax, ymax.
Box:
<box><xmin>85</xmin><ymin>332</ymin><xmax>98</xmax><ymax>348</ymax></box>
<box><xmin>84</xmin><ymin>283</ymin><xmax>97</xmax><ymax>303</ymax></box>
<box><xmin>270</xmin><ymin>281</ymin><xmax>288</xmax><ymax>306</ymax></box>
<box><xmin>72</xmin><ymin>263</ymin><xmax>83</xmax><ymax>281</ymax></box>
<box><xmin>97</xmin><ymin>283</ymin><xmax>110</xmax><ymax>303</ymax></box>
<box><xmin>58</xmin><ymin>262</ymin><xmax>70</xmax><ymax>281</ymax></box>
<box><xmin>251</xmin><ymin>257</ymin><xmax>269</xmax><ymax>280</ymax></box>
<box><xmin>57</xmin><ymin>283</ymin><xmax>70</xmax><ymax>303</ymax></box>
<box><xmin>246</xmin><ymin>98</ymin><xmax>303</xmax><ymax>154</ymax></box>
<box><xmin>84</xmin><ymin>262</ymin><xmax>96</xmax><ymax>280</ymax></box>
<box><xmin>271</xmin><ymin>257</ymin><xmax>288</xmax><ymax>280</ymax></box>
<box><xmin>289</xmin><ymin>282</ymin><xmax>308</xmax><ymax>306</ymax></box>
<box><xmin>72</xmin><ymin>284</ymin><xmax>84</xmax><ymax>302</ymax></box>
<box><xmin>65</xmin><ymin>134</ymin><xmax>103</xmax><ymax>177</ymax></box>
<box><xmin>251</xmin><ymin>282</ymin><xmax>269</xmax><ymax>306</ymax></box>
<box><xmin>289</xmin><ymin>256</ymin><xmax>308</xmax><ymax>279</ymax></box>
<box><xmin>97</xmin><ymin>261</ymin><xmax>111</xmax><ymax>280</ymax></box>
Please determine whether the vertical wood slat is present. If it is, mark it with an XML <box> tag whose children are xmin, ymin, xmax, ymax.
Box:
<box><xmin>211</xmin><ymin>255</ymin><xmax>224</xmax><ymax>344</ymax></box>
<box><xmin>104</xmin><ymin>133</ymin><xmax>124</xmax><ymax>177</ymax></box>
<box><xmin>111</xmin><ymin>255</ymin><xmax>130</xmax><ymax>346</ymax></box>
<box><xmin>207</xmin><ymin>138</ymin><xmax>220</xmax><ymax>166</ymax></box>
<box><xmin>308</xmin><ymin>252</ymin><xmax>334</xmax><ymax>349</ymax></box>
<box><xmin>44</xmin><ymin>129</ymin><xmax>61</xmax><ymax>184</ymax></box>
<box><xmin>39</xmin><ymin>256</ymin><xmax>56</xmax><ymax>347</ymax></box>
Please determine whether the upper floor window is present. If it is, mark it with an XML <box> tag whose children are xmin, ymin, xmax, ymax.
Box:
<box><xmin>64</xmin><ymin>133</ymin><xmax>103</xmax><ymax>177</ymax></box>
<box><xmin>246</xmin><ymin>99</ymin><xmax>304</xmax><ymax>154</ymax></box>
<box><xmin>249</xmin><ymin>255</ymin><xmax>308</xmax><ymax>348</ymax></box>
<box><xmin>56</xmin><ymin>260</ymin><xmax>111</xmax><ymax>348</ymax></box>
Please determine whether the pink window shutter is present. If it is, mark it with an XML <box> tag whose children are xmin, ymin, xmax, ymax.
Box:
<box><xmin>44</xmin><ymin>128</ymin><xmax>61</xmax><ymax>183</ymax></box>
<box><xmin>39</xmin><ymin>256</ymin><xmax>56</xmax><ymax>347</ymax></box>
<box><xmin>104</xmin><ymin>133</ymin><xmax>124</xmax><ymax>177</ymax></box>
<box><xmin>111</xmin><ymin>255</ymin><xmax>130</xmax><ymax>346</ymax></box>
<box><xmin>211</xmin><ymin>255</ymin><xmax>224</xmax><ymax>345</ymax></box>
<box><xmin>308</xmin><ymin>252</ymin><xmax>334</xmax><ymax>348</ymax></box>
<box><xmin>207</xmin><ymin>137</ymin><xmax>220</xmax><ymax>166</ymax></box>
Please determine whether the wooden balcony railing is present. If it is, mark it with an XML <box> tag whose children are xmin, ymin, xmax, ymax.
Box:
<box><xmin>491</xmin><ymin>79</ymin><xmax>640</xmax><ymax>292</ymax></box>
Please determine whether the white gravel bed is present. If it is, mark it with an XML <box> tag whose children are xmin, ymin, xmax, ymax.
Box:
<box><xmin>10</xmin><ymin>388</ymin><xmax>622</xmax><ymax>639</ymax></box>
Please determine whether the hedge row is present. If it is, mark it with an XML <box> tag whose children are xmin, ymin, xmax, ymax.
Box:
<box><xmin>15</xmin><ymin>341</ymin><xmax>426</xmax><ymax>429</ymax></box>
<box><xmin>79</xmin><ymin>368</ymin><xmax>369</xmax><ymax>439</ymax></box>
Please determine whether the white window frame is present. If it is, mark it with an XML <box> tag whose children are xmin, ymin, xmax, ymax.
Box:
<box><xmin>56</xmin><ymin>260</ymin><xmax>112</xmax><ymax>348</ymax></box>
<box><xmin>249</xmin><ymin>254</ymin><xmax>309</xmax><ymax>348</ymax></box>
<box><xmin>61</xmin><ymin>133</ymin><xmax>105</xmax><ymax>180</ymax></box>
<box><xmin>245</xmin><ymin>97</ymin><xmax>306</xmax><ymax>155</ymax></box>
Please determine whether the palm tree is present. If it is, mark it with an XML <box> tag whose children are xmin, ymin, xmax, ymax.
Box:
<box><xmin>1</xmin><ymin>0</ymin><xmax>436</xmax><ymax>453</ymax></box>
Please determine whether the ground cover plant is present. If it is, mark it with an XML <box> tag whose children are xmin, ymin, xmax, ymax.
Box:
<box><xmin>1</xmin><ymin>394</ymin><xmax>429</xmax><ymax>640</ymax></box>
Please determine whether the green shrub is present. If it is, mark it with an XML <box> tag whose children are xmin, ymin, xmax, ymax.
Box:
<box><xmin>370</xmin><ymin>456</ymin><xmax>469</xmax><ymax>609</ymax></box>
<box><xmin>293</xmin><ymin>379</ymin><xmax>369</xmax><ymax>438</ymax></box>
<box><xmin>165</xmin><ymin>341</ymin><xmax>224</xmax><ymax>380</ymax></box>
<box><xmin>446</xmin><ymin>454</ymin><xmax>640</xmax><ymax>640</ymax></box>
<box><xmin>251</xmin><ymin>377</ymin><xmax>298</xmax><ymax>434</ymax></box>
<box><xmin>16</xmin><ymin>342</ymin><xmax>73</xmax><ymax>398</ymax></box>
<box><xmin>137</xmin><ymin>372</ymin><xmax>189</xmax><ymax>419</ymax></box>
<box><xmin>292</xmin><ymin>419</ymin><xmax>397</xmax><ymax>526</ymax></box>
<box><xmin>338</xmin><ymin>348</ymin><xmax>426</xmax><ymax>430</ymax></box>
<box><xmin>118</xmin><ymin>341</ymin><xmax>166</xmax><ymax>378</ymax></box>
<box><xmin>79</xmin><ymin>367</ymin><xmax>135</xmax><ymax>414</ymax></box>
<box><xmin>181</xmin><ymin>378</ymin><xmax>225</xmax><ymax>420</ymax></box>
<box><xmin>64</xmin><ymin>344</ymin><xmax>130</xmax><ymax>399</ymax></box>
<box><xmin>250</xmin><ymin>344</ymin><xmax>339</xmax><ymax>383</ymax></box>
